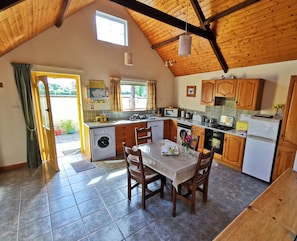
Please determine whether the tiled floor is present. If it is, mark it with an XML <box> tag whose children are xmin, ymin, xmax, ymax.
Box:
<box><xmin>0</xmin><ymin>134</ymin><xmax>269</xmax><ymax>241</ymax></box>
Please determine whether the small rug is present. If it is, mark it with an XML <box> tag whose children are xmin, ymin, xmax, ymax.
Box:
<box><xmin>63</xmin><ymin>148</ymin><xmax>81</xmax><ymax>156</ymax></box>
<box><xmin>71</xmin><ymin>160</ymin><xmax>96</xmax><ymax>173</ymax></box>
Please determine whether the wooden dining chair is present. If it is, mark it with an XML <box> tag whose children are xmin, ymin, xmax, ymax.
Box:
<box><xmin>172</xmin><ymin>147</ymin><xmax>215</xmax><ymax>217</ymax></box>
<box><xmin>190</xmin><ymin>135</ymin><xmax>200</xmax><ymax>151</ymax></box>
<box><xmin>122</xmin><ymin>142</ymin><xmax>165</xmax><ymax>209</ymax></box>
<box><xmin>135</xmin><ymin>126</ymin><xmax>153</xmax><ymax>145</ymax></box>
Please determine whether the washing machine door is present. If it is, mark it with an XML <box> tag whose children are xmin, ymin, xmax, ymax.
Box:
<box><xmin>97</xmin><ymin>136</ymin><xmax>111</xmax><ymax>148</ymax></box>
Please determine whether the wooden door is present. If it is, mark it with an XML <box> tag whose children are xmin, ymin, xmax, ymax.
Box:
<box><xmin>222</xmin><ymin>134</ymin><xmax>245</xmax><ymax>171</ymax></box>
<box><xmin>32</xmin><ymin>76</ymin><xmax>59</xmax><ymax>171</ymax></box>
<box><xmin>215</xmin><ymin>79</ymin><xmax>237</xmax><ymax>98</ymax></box>
<box><xmin>273</xmin><ymin>76</ymin><xmax>297</xmax><ymax>180</ymax></box>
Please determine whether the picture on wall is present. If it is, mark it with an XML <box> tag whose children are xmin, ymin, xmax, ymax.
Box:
<box><xmin>186</xmin><ymin>85</ymin><xmax>196</xmax><ymax>97</ymax></box>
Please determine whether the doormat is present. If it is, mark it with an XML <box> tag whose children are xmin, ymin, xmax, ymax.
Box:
<box><xmin>71</xmin><ymin>160</ymin><xmax>96</xmax><ymax>173</ymax></box>
<box><xmin>63</xmin><ymin>148</ymin><xmax>81</xmax><ymax>156</ymax></box>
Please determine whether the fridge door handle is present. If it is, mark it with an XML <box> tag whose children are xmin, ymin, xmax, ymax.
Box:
<box><xmin>247</xmin><ymin>135</ymin><xmax>275</xmax><ymax>143</ymax></box>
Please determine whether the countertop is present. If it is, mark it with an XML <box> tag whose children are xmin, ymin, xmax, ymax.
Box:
<box><xmin>84</xmin><ymin>116</ymin><xmax>246</xmax><ymax>138</ymax></box>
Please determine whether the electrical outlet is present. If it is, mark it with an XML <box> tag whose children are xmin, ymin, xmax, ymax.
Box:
<box><xmin>0</xmin><ymin>82</ymin><xmax>3</xmax><ymax>88</ymax></box>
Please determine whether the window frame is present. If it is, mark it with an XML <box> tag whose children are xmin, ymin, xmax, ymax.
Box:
<box><xmin>121</xmin><ymin>79</ymin><xmax>148</xmax><ymax>111</ymax></box>
<box><xmin>95</xmin><ymin>10</ymin><xmax>128</xmax><ymax>46</ymax></box>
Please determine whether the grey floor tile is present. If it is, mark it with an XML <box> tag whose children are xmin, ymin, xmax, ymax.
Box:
<box><xmin>125</xmin><ymin>226</ymin><xmax>161</xmax><ymax>241</ymax></box>
<box><xmin>52</xmin><ymin>220</ymin><xmax>86</xmax><ymax>241</ymax></box>
<box><xmin>20</xmin><ymin>202</ymin><xmax>49</xmax><ymax>224</ymax></box>
<box><xmin>107</xmin><ymin>198</ymin><xmax>137</xmax><ymax>221</ymax></box>
<box><xmin>51</xmin><ymin>206</ymin><xmax>81</xmax><ymax>230</ymax></box>
<box><xmin>78</xmin><ymin>197</ymin><xmax>105</xmax><ymax>217</ymax></box>
<box><xmin>47</xmin><ymin>185</ymin><xmax>73</xmax><ymax>201</ymax></box>
<box><xmin>74</xmin><ymin>187</ymin><xmax>100</xmax><ymax>204</ymax></box>
<box><xmin>82</xmin><ymin>209</ymin><xmax>113</xmax><ymax>234</ymax></box>
<box><xmin>100</xmin><ymin>189</ymin><xmax>126</xmax><ymax>207</ymax></box>
<box><xmin>88</xmin><ymin>223</ymin><xmax>124</xmax><ymax>241</ymax></box>
<box><xmin>49</xmin><ymin>194</ymin><xmax>76</xmax><ymax>214</ymax></box>
<box><xmin>18</xmin><ymin>216</ymin><xmax>51</xmax><ymax>241</ymax></box>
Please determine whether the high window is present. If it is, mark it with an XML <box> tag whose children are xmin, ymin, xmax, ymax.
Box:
<box><xmin>95</xmin><ymin>11</ymin><xmax>128</xmax><ymax>46</ymax></box>
<box><xmin>121</xmin><ymin>80</ymin><xmax>148</xmax><ymax>111</ymax></box>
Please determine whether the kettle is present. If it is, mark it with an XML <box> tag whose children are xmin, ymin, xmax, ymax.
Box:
<box><xmin>185</xmin><ymin>112</ymin><xmax>192</xmax><ymax>119</ymax></box>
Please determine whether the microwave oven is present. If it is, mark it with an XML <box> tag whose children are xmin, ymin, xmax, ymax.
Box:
<box><xmin>164</xmin><ymin>108</ymin><xmax>179</xmax><ymax>117</ymax></box>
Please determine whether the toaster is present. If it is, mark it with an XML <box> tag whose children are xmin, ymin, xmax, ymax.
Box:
<box><xmin>192</xmin><ymin>114</ymin><xmax>205</xmax><ymax>123</ymax></box>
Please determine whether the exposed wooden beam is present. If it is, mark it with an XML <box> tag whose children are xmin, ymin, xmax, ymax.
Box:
<box><xmin>109</xmin><ymin>0</ymin><xmax>212</xmax><ymax>40</ymax></box>
<box><xmin>151</xmin><ymin>35</ymin><xmax>182</xmax><ymax>49</ymax></box>
<box><xmin>190</xmin><ymin>0</ymin><xmax>228</xmax><ymax>73</ymax></box>
<box><xmin>204</xmin><ymin>0</ymin><xmax>260</xmax><ymax>25</ymax></box>
<box><xmin>0</xmin><ymin>0</ymin><xmax>23</xmax><ymax>11</ymax></box>
<box><xmin>55</xmin><ymin>0</ymin><xmax>72</xmax><ymax>28</ymax></box>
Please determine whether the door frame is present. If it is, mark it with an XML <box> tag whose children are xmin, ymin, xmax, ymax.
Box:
<box><xmin>31</xmin><ymin>71</ymin><xmax>85</xmax><ymax>161</ymax></box>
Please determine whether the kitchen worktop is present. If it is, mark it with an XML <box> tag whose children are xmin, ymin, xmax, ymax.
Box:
<box><xmin>84</xmin><ymin>116</ymin><xmax>246</xmax><ymax>138</ymax></box>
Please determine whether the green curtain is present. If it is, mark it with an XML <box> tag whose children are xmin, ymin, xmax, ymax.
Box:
<box><xmin>12</xmin><ymin>63</ymin><xmax>42</xmax><ymax>168</ymax></box>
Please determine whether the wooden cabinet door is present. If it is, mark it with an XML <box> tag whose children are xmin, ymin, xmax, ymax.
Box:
<box><xmin>222</xmin><ymin>134</ymin><xmax>245</xmax><ymax>171</ymax></box>
<box><xmin>235</xmin><ymin>79</ymin><xmax>264</xmax><ymax>110</ymax></box>
<box><xmin>169</xmin><ymin>120</ymin><xmax>178</xmax><ymax>142</ymax></box>
<box><xmin>115</xmin><ymin>124</ymin><xmax>133</xmax><ymax>153</ymax></box>
<box><xmin>163</xmin><ymin>119</ymin><xmax>170</xmax><ymax>139</ymax></box>
<box><xmin>201</xmin><ymin>80</ymin><xmax>216</xmax><ymax>105</ymax></box>
<box><xmin>273</xmin><ymin>76</ymin><xmax>297</xmax><ymax>180</ymax></box>
<box><xmin>215</xmin><ymin>79</ymin><xmax>237</xmax><ymax>98</ymax></box>
<box><xmin>191</xmin><ymin>125</ymin><xmax>205</xmax><ymax>152</ymax></box>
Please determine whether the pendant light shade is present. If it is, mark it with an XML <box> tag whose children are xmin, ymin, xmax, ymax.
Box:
<box><xmin>178</xmin><ymin>34</ymin><xmax>192</xmax><ymax>56</ymax></box>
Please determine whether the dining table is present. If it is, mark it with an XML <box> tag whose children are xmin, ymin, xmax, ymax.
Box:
<box><xmin>137</xmin><ymin>139</ymin><xmax>200</xmax><ymax>190</ymax></box>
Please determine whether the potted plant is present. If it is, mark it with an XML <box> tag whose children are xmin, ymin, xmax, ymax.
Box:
<box><xmin>54</xmin><ymin>124</ymin><xmax>62</xmax><ymax>136</ymax></box>
<box><xmin>60</xmin><ymin>120</ymin><xmax>76</xmax><ymax>134</ymax></box>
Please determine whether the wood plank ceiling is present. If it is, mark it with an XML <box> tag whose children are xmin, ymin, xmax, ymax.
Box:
<box><xmin>0</xmin><ymin>0</ymin><xmax>297</xmax><ymax>77</ymax></box>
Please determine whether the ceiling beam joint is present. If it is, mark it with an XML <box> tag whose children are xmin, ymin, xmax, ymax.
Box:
<box><xmin>109</xmin><ymin>0</ymin><xmax>212</xmax><ymax>40</ymax></box>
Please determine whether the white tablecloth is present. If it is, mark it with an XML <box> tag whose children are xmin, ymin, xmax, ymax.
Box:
<box><xmin>138</xmin><ymin>139</ymin><xmax>199</xmax><ymax>189</ymax></box>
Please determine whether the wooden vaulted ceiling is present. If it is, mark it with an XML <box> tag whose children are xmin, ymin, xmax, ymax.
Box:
<box><xmin>1</xmin><ymin>0</ymin><xmax>297</xmax><ymax>77</ymax></box>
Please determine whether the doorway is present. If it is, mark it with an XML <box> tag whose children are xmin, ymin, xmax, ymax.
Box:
<box><xmin>31</xmin><ymin>71</ymin><xmax>84</xmax><ymax>164</ymax></box>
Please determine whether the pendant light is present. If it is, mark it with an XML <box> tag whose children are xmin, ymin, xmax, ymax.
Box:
<box><xmin>178</xmin><ymin>1</ymin><xmax>192</xmax><ymax>56</ymax></box>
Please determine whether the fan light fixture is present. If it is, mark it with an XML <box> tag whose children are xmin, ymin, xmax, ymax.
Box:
<box><xmin>178</xmin><ymin>1</ymin><xmax>192</xmax><ymax>57</ymax></box>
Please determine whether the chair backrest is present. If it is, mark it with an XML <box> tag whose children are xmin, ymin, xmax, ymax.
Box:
<box><xmin>122</xmin><ymin>142</ymin><xmax>145</xmax><ymax>181</ymax></box>
<box><xmin>193</xmin><ymin>147</ymin><xmax>215</xmax><ymax>184</ymax></box>
<box><xmin>190</xmin><ymin>135</ymin><xmax>200</xmax><ymax>151</ymax></box>
<box><xmin>135</xmin><ymin>126</ymin><xmax>153</xmax><ymax>145</ymax></box>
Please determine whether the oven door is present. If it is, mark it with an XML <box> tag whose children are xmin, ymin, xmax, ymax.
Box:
<box><xmin>204</xmin><ymin>129</ymin><xmax>224</xmax><ymax>154</ymax></box>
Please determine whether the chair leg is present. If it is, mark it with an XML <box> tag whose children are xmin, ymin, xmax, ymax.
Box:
<box><xmin>141</xmin><ymin>184</ymin><xmax>146</xmax><ymax>209</ymax></box>
<box><xmin>128</xmin><ymin>177</ymin><xmax>131</xmax><ymax>201</ymax></box>
<box><xmin>172</xmin><ymin>186</ymin><xmax>177</xmax><ymax>217</ymax></box>
<box><xmin>203</xmin><ymin>182</ymin><xmax>208</xmax><ymax>202</ymax></box>
<box><xmin>191</xmin><ymin>189</ymin><xmax>196</xmax><ymax>214</ymax></box>
<box><xmin>160</xmin><ymin>177</ymin><xmax>165</xmax><ymax>198</ymax></box>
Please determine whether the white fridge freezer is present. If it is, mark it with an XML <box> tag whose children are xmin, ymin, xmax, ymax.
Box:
<box><xmin>242</xmin><ymin>116</ymin><xmax>281</xmax><ymax>182</ymax></box>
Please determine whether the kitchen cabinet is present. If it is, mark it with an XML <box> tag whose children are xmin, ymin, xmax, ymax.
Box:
<box><xmin>221</xmin><ymin>133</ymin><xmax>246</xmax><ymax>172</ymax></box>
<box><xmin>215</xmin><ymin>79</ymin><xmax>237</xmax><ymax>98</ymax></box>
<box><xmin>200</xmin><ymin>80</ymin><xmax>217</xmax><ymax>105</ymax></box>
<box><xmin>165</xmin><ymin>120</ymin><xmax>177</xmax><ymax>142</ymax></box>
<box><xmin>191</xmin><ymin>125</ymin><xmax>205</xmax><ymax>152</ymax></box>
<box><xmin>115</xmin><ymin>122</ymin><xmax>147</xmax><ymax>154</ymax></box>
<box><xmin>272</xmin><ymin>75</ymin><xmax>297</xmax><ymax>181</ymax></box>
<box><xmin>235</xmin><ymin>79</ymin><xmax>265</xmax><ymax>110</ymax></box>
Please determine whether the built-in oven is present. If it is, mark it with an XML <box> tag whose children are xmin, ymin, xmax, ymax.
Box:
<box><xmin>204</xmin><ymin>128</ymin><xmax>224</xmax><ymax>154</ymax></box>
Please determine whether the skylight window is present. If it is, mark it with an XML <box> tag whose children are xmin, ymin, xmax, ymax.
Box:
<box><xmin>95</xmin><ymin>11</ymin><xmax>128</xmax><ymax>46</ymax></box>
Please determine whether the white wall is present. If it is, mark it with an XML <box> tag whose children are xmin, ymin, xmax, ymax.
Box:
<box><xmin>0</xmin><ymin>0</ymin><xmax>174</xmax><ymax>168</ymax></box>
<box><xmin>175</xmin><ymin>60</ymin><xmax>297</xmax><ymax>115</ymax></box>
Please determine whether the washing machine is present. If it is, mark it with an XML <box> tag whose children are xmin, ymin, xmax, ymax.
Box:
<box><xmin>177</xmin><ymin>122</ymin><xmax>192</xmax><ymax>145</ymax></box>
<box><xmin>91</xmin><ymin>127</ymin><xmax>116</xmax><ymax>161</ymax></box>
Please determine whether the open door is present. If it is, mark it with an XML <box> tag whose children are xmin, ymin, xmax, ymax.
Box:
<box><xmin>32</xmin><ymin>76</ymin><xmax>59</xmax><ymax>171</ymax></box>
